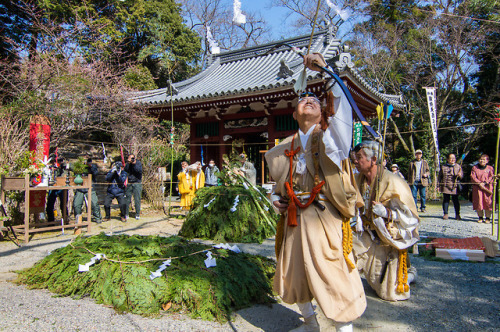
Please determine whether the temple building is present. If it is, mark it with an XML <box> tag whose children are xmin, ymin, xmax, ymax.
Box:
<box><xmin>130</xmin><ymin>25</ymin><xmax>404</xmax><ymax>184</ymax></box>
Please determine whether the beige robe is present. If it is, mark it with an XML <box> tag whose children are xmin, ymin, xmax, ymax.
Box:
<box><xmin>353</xmin><ymin>170</ymin><xmax>419</xmax><ymax>301</ymax></box>
<box><xmin>266</xmin><ymin>130</ymin><xmax>366</xmax><ymax>323</ymax></box>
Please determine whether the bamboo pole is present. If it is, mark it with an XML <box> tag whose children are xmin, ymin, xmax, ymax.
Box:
<box><xmin>375</xmin><ymin>108</ymin><xmax>390</xmax><ymax>201</ymax></box>
<box><xmin>168</xmin><ymin>76</ymin><xmax>175</xmax><ymax>216</ymax></box>
<box><xmin>493</xmin><ymin>120</ymin><xmax>500</xmax><ymax>239</ymax></box>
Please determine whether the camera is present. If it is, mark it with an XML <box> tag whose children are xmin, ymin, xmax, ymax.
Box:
<box><xmin>131</xmin><ymin>157</ymin><xmax>135</xmax><ymax>162</ymax></box>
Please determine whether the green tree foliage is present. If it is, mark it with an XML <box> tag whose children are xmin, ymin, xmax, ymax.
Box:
<box><xmin>18</xmin><ymin>233</ymin><xmax>276</xmax><ymax>321</ymax></box>
<box><xmin>350</xmin><ymin>0</ymin><xmax>499</xmax><ymax>170</ymax></box>
<box><xmin>123</xmin><ymin>65</ymin><xmax>158</xmax><ymax>91</ymax></box>
<box><xmin>32</xmin><ymin>0</ymin><xmax>202</xmax><ymax>86</ymax></box>
<box><xmin>0</xmin><ymin>2</ymin><xmax>32</xmax><ymax>62</ymax></box>
<box><xmin>1</xmin><ymin>0</ymin><xmax>201</xmax><ymax>88</ymax></box>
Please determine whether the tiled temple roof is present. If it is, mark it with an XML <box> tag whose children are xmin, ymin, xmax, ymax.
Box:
<box><xmin>129</xmin><ymin>26</ymin><xmax>404</xmax><ymax>111</ymax></box>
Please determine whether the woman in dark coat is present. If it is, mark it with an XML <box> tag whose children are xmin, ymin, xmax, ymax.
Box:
<box><xmin>438</xmin><ymin>153</ymin><xmax>463</xmax><ymax>220</ymax></box>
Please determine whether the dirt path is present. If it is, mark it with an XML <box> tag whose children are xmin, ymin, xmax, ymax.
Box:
<box><xmin>0</xmin><ymin>202</ymin><xmax>498</xmax><ymax>331</ymax></box>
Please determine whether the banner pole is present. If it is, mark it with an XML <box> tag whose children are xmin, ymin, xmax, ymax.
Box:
<box><xmin>493</xmin><ymin>121</ymin><xmax>500</xmax><ymax>238</ymax></box>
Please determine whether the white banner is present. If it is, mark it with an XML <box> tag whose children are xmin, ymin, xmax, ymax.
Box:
<box><xmin>424</xmin><ymin>87</ymin><xmax>439</xmax><ymax>163</ymax></box>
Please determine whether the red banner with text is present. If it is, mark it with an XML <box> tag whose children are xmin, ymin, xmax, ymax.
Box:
<box><xmin>29</xmin><ymin>117</ymin><xmax>51</xmax><ymax>212</ymax></box>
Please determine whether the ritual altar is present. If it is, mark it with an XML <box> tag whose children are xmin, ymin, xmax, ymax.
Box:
<box><xmin>0</xmin><ymin>175</ymin><xmax>93</xmax><ymax>244</ymax></box>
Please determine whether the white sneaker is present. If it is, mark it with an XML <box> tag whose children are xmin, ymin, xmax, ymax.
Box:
<box><xmin>289</xmin><ymin>314</ymin><xmax>320</xmax><ymax>332</ymax></box>
<box><xmin>135</xmin><ymin>216</ymin><xmax>140</xmax><ymax>220</ymax></box>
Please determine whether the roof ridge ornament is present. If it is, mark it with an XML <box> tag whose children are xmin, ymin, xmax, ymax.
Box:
<box><xmin>277</xmin><ymin>59</ymin><xmax>294</xmax><ymax>79</ymax></box>
<box><xmin>334</xmin><ymin>45</ymin><xmax>354</xmax><ymax>71</ymax></box>
<box><xmin>327</xmin><ymin>23</ymin><xmax>338</xmax><ymax>44</ymax></box>
<box><xmin>166</xmin><ymin>80</ymin><xmax>178</xmax><ymax>95</ymax></box>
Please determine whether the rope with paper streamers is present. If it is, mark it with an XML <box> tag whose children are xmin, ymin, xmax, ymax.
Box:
<box><xmin>18</xmin><ymin>234</ymin><xmax>276</xmax><ymax>321</ymax></box>
<box><xmin>60</xmin><ymin>120</ymin><xmax>498</xmax><ymax>148</ymax></box>
<box><xmin>74</xmin><ymin>242</ymin><xmax>242</xmax><ymax>280</ymax></box>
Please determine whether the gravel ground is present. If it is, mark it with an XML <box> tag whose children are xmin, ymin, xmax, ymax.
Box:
<box><xmin>0</xmin><ymin>200</ymin><xmax>498</xmax><ymax>331</ymax></box>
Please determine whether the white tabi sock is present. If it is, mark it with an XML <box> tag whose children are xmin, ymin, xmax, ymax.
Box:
<box><xmin>297</xmin><ymin>302</ymin><xmax>315</xmax><ymax>318</ymax></box>
<box><xmin>407</xmin><ymin>266</ymin><xmax>417</xmax><ymax>284</ymax></box>
<box><xmin>335</xmin><ymin>321</ymin><xmax>353</xmax><ymax>332</ymax></box>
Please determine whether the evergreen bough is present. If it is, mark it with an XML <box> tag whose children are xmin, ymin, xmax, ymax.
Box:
<box><xmin>17</xmin><ymin>233</ymin><xmax>276</xmax><ymax>321</ymax></box>
<box><xmin>180</xmin><ymin>185</ymin><xmax>278</xmax><ymax>243</ymax></box>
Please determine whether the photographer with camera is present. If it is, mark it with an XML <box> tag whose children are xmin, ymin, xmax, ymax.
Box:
<box><xmin>103</xmin><ymin>161</ymin><xmax>128</xmax><ymax>222</ymax></box>
<box><xmin>124</xmin><ymin>154</ymin><xmax>143</xmax><ymax>220</ymax></box>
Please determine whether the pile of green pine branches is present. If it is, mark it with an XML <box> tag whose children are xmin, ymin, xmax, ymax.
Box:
<box><xmin>179</xmin><ymin>185</ymin><xmax>278</xmax><ymax>243</ymax></box>
<box><xmin>17</xmin><ymin>233</ymin><xmax>276</xmax><ymax>321</ymax></box>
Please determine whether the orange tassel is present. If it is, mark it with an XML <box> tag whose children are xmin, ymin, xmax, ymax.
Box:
<box><xmin>342</xmin><ymin>217</ymin><xmax>355</xmax><ymax>270</ymax></box>
<box><xmin>396</xmin><ymin>249</ymin><xmax>409</xmax><ymax>293</ymax></box>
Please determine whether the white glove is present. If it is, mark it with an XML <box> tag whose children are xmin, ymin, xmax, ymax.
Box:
<box><xmin>355</xmin><ymin>211</ymin><xmax>363</xmax><ymax>233</ymax></box>
<box><xmin>372</xmin><ymin>203</ymin><xmax>388</xmax><ymax>218</ymax></box>
<box><xmin>373</xmin><ymin>202</ymin><xmax>399</xmax><ymax>221</ymax></box>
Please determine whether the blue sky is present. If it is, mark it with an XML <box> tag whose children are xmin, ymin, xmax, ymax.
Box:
<box><xmin>239</xmin><ymin>0</ymin><xmax>297</xmax><ymax>39</ymax></box>
<box><xmin>238</xmin><ymin>0</ymin><xmax>360</xmax><ymax>41</ymax></box>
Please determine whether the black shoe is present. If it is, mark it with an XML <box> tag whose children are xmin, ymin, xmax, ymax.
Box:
<box><xmin>455</xmin><ymin>215</ymin><xmax>461</xmax><ymax>221</ymax></box>
<box><xmin>421</xmin><ymin>208</ymin><xmax>426</xmax><ymax>213</ymax></box>
<box><xmin>103</xmin><ymin>217</ymin><xmax>111</xmax><ymax>222</ymax></box>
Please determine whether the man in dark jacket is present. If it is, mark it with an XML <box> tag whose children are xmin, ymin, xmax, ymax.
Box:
<box><xmin>124</xmin><ymin>154</ymin><xmax>143</xmax><ymax>219</ymax></box>
<box><xmin>407</xmin><ymin>149</ymin><xmax>431</xmax><ymax>212</ymax></box>
<box><xmin>46</xmin><ymin>156</ymin><xmax>66</xmax><ymax>222</ymax></box>
<box><xmin>73</xmin><ymin>158</ymin><xmax>102</xmax><ymax>223</ymax></box>
<box><xmin>104</xmin><ymin>162</ymin><xmax>128</xmax><ymax>222</ymax></box>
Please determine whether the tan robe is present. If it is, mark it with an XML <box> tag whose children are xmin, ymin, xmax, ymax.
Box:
<box><xmin>353</xmin><ymin>170</ymin><xmax>419</xmax><ymax>301</ymax></box>
<box><xmin>266</xmin><ymin>131</ymin><xmax>366</xmax><ymax>323</ymax></box>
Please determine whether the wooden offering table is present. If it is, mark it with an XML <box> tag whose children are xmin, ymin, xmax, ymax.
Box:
<box><xmin>0</xmin><ymin>175</ymin><xmax>93</xmax><ymax>244</ymax></box>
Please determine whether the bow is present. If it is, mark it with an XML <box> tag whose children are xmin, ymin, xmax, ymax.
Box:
<box><xmin>313</xmin><ymin>63</ymin><xmax>380</xmax><ymax>140</ymax></box>
<box><xmin>259</xmin><ymin>43</ymin><xmax>380</xmax><ymax>140</ymax></box>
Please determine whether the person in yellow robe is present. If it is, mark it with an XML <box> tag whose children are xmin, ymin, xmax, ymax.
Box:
<box><xmin>189</xmin><ymin>161</ymin><xmax>205</xmax><ymax>194</ymax></box>
<box><xmin>177</xmin><ymin>161</ymin><xmax>194</xmax><ymax>209</ymax></box>
<box><xmin>352</xmin><ymin>140</ymin><xmax>419</xmax><ymax>301</ymax></box>
<box><xmin>266</xmin><ymin>54</ymin><xmax>366</xmax><ymax>332</ymax></box>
